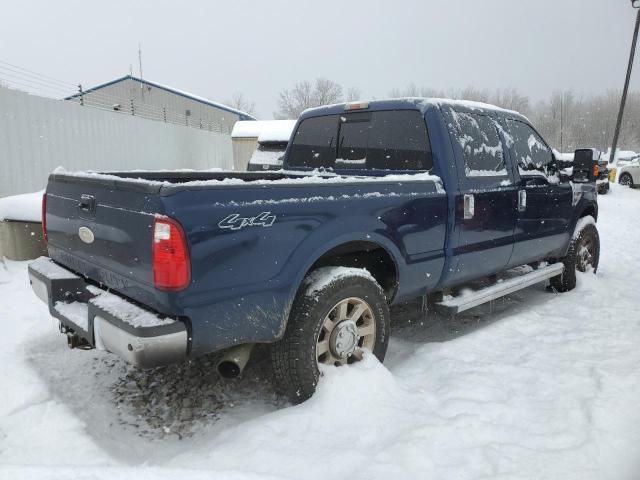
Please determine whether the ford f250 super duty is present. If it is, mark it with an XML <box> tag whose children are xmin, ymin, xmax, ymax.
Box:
<box><xmin>29</xmin><ymin>98</ymin><xmax>601</xmax><ymax>402</ymax></box>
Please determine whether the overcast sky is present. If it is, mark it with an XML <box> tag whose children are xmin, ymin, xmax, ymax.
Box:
<box><xmin>1</xmin><ymin>0</ymin><xmax>638</xmax><ymax>118</ymax></box>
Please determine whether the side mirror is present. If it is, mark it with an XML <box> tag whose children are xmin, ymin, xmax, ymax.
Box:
<box><xmin>572</xmin><ymin>148</ymin><xmax>600</xmax><ymax>182</ymax></box>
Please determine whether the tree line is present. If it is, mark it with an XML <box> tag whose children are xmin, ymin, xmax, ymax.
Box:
<box><xmin>255</xmin><ymin>79</ymin><xmax>640</xmax><ymax>154</ymax></box>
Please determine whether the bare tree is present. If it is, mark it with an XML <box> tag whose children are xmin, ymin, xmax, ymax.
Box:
<box><xmin>225</xmin><ymin>92</ymin><xmax>256</xmax><ymax>116</ymax></box>
<box><xmin>456</xmin><ymin>86</ymin><xmax>490</xmax><ymax>103</ymax></box>
<box><xmin>389</xmin><ymin>84</ymin><xmax>444</xmax><ymax>98</ymax></box>
<box><xmin>346</xmin><ymin>86</ymin><xmax>361</xmax><ymax>101</ymax></box>
<box><xmin>490</xmin><ymin>88</ymin><xmax>530</xmax><ymax>115</ymax></box>
<box><xmin>275</xmin><ymin>78</ymin><xmax>344</xmax><ymax>119</ymax></box>
<box><xmin>314</xmin><ymin>78</ymin><xmax>343</xmax><ymax>106</ymax></box>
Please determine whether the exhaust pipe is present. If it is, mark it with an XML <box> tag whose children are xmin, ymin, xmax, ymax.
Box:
<box><xmin>216</xmin><ymin>344</ymin><xmax>254</xmax><ymax>379</ymax></box>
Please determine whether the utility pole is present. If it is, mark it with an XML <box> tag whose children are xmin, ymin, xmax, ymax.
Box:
<box><xmin>610</xmin><ymin>4</ymin><xmax>640</xmax><ymax>164</ymax></box>
<box><xmin>138</xmin><ymin>43</ymin><xmax>144</xmax><ymax>101</ymax></box>
<box><xmin>560</xmin><ymin>93</ymin><xmax>564</xmax><ymax>153</ymax></box>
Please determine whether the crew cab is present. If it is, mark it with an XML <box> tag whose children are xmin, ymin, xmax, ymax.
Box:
<box><xmin>29</xmin><ymin>98</ymin><xmax>600</xmax><ymax>402</ymax></box>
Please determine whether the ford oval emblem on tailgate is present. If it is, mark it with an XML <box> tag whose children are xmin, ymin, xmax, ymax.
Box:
<box><xmin>78</xmin><ymin>226</ymin><xmax>95</xmax><ymax>244</ymax></box>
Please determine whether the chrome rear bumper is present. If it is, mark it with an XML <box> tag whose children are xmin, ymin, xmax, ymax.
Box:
<box><xmin>28</xmin><ymin>256</ymin><xmax>187</xmax><ymax>369</ymax></box>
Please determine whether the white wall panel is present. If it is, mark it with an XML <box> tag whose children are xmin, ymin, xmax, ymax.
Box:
<box><xmin>0</xmin><ymin>87</ymin><xmax>234</xmax><ymax>197</ymax></box>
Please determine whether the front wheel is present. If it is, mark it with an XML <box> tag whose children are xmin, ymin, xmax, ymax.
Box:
<box><xmin>270</xmin><ymin>267</ymin><xmax>390</xmax><ymax>403</ymax></box>
<box><xmin>549</xmin><ymin>220</ymin><xmax>600</xmax><ymax>292</ymax></box>
<box><xmin>619</xmin><ymin>173</ymin><xmax>634</xmax><ymax>188</ymax></box>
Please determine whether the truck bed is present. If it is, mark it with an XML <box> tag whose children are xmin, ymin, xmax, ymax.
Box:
<box><xmin>45</xmin><ymin>169</ymin><xmax>448</xmax><ymax>355</ymax></box>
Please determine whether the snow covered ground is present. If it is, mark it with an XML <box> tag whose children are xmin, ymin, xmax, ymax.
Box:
<box><xmin>2</xmin><ymin>185</ymin><xmax>640</xmax><ymax>480</ymax></box>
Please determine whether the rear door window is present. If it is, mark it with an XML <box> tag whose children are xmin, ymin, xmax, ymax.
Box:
<box><xmin>506</xmin><ymin>120</ymin><xmax>553</xmax><ymax>176</ymax></box>
<box><xmin>452</xmin><ymin>111</ymin><xmax>507</xmax><ymax>177</ymax></box>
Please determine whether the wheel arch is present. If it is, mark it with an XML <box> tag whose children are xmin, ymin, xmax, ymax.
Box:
<box><xmin>302</xmin><ymin>240</ymin><xmax>400</xmax><ymax>300</ymax></box>
<box><xmin>579</xmin><ymin>203</ymin><xmax>598</xmax><ymax>222</ymax></box>
<box><xmin>283</xmin><ymin>232</ymin><xmax>404</xmax><ymax>319</ymax></box>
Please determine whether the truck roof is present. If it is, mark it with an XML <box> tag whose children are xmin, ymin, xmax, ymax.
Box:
<box><xmin>300</xmin><ymin>97</ymin><xmax>527</xmax><ymax>122</ymax></box>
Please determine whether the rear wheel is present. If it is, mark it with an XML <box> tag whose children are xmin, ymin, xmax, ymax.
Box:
<box><xmin>270</xmin><ymin>267</ymin><xmax>390</xmax><ymax>403</ymax></box>
<box><xmin>550</xmin><ymin>222</ymin><xmax>600</xmax><ymax>292</ymax></box>
<box><xmin>619</xmin><ymin>173</ymin><xmax>634</xmax><ymax>188</ymax></box>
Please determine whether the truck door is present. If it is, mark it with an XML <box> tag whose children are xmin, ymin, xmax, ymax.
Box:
<box><xmin>505</xmin><ymin>119</ymin><xmax>574</xmax><ymax>266</ymax></box>
<box><xmin>447</xmin><ymin>109</ymin><xmax>518</xmax><ymax>284</ymax></box>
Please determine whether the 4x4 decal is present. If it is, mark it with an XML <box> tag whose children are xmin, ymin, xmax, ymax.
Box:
<box><xmin>218</xmin><ymin>212</ymin><xmax>276</xmax><ymax>231</ymax></box>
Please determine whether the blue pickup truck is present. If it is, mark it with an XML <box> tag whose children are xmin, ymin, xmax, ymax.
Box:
<box><xmin>29</xmin><ymin>98</ymin><xmax>600</xmax><ymax>402</ymax></box>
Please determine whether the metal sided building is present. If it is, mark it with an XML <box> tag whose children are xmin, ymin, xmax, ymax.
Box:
<box><xmin>66</xmin><ymin>75</ymin><xmax>255</xmax><ymax>134</ymax></box>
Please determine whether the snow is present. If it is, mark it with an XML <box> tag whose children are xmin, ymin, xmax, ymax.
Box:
<box><xmin>89</xmin><ymin>287</ymin><xmax>176</xmax><ymax>329</ymax></box>
<box><xmin>335</xmin><ymin>158</ymin><xmax>367</xmax><ymax>166</ymax></box>
<box><xmin>554</xmin><ymin>151</ymin><xmax>575</xmax><ymax>162</ymax></box>
<box><xmin>248</xmin><ymin>149</ymin><xmax>284</xmax><ymax>167</ymax></box>
<box><xmin>53</xmin><ymin>301</ymin><xmax>88</xmax><ymax>331</ymax></box>
<box><xmin>601</xmin><ymin>149</ymin><xmax>637</xmax><ymax>164</ymax></box>
<box><xmin>2</xmin><ymin>184</ymin><xmax>640</xmax><ymax>479</ymax></box>
<box><xmin>301</xmin><ymin>98</ymin><xmax>528</xmax><ymax>121</ymax></box>
<box><xmin>56</xmin><ymin>168</ymin><xmax>445</xmax><ymax>193</ymax></box>
<box><xmin>231</xmin><ymin>120</ymin><xmax>296</xmax><ymax>140</ymax></box>
<box><xmin>29</xmin><ymin>256</ymin><xmax>78</xmax><ymax>280</ymax></box>
<box><xmin>0</xmin><ymin>190</ymin><xmax>43</xmax><ymax>222</ymax></box>
<box><xmin>466</xmin><ymin>168</ymin><xmax>508</xmax><ymax>177</ymax></box>
<box><xmin>304</xmin><ymin>266</ymin><xmax>375</xmax><ymax>296</ymax></box>
<box><xmin>572</xmin><ymin>215</ymin><xmax>596</xmax><ymax>240</ymax></box>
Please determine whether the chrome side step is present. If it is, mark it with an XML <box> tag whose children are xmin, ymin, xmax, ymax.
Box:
<box><xmin>435</xmin><ymin>263</ymin><xmax>564</xmax><ymax>315</ymax></box>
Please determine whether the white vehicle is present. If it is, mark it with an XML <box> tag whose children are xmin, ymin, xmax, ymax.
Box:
<box><xmin>247</xmin><ymin>138</ymin><xmax>288</xmax><ymax>171</ymax></box>
<box><xmin>618</xmin><ymin>156</ymin><xmax>640</xmax><ymax>188</ymax></box>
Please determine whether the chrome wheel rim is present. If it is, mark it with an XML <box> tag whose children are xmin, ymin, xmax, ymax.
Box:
<box><xmin>316</xmin><ymin>297</ymin><xmax>376</xmax><ymax>366</ymax></box>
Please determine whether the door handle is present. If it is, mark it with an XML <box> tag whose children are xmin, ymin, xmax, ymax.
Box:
<box><xmin>463</xmin><ymin>194</ymin><xmax>475</xmax><ymax>220</ymax></box>
<box><xmin>518</xmin><ymin>190</ymin><xmax>527</xmax><ymax>212</ymax></box>
<box><xmin>78</xmin><ymin>194</ymin><xmax>95</xmax><ymax>212</ymax></box>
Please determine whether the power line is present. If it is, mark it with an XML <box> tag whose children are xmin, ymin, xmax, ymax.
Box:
<box><xmin>0</xmin><ymin>59</ymin><xmax>77</xmax><ymax>89</ymax></box>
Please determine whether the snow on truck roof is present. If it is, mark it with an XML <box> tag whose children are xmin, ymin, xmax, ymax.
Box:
<box><xmin>301</xmin><ymin>98</ymin><xmax>526</xmax><ymax>119</ymax></box>
<box><xmin>232</xmin><ymin>120</ymin><xmax>296</xmax><ymax>142</ymax></box>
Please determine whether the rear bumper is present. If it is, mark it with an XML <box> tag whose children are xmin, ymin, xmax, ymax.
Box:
<box><xmin>28</xmin><ymin>256</ymin><xmax>188</xmax><ymax>369</ymax></box>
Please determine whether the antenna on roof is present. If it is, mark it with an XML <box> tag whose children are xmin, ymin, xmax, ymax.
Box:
<box><xmin>138</xmin><ymin>42</ymin><xmax>144</xmax><ymax>100</ymax></box>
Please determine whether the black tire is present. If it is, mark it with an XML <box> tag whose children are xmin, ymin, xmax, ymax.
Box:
<box><xmin>598</xmin><ymin>183</ymin><xmax>609</xmax><ymax>195</ymax></box>
<box><xmin>270</xmin><ymin>267</ymin><xmax>390</xmax><ymax>403</ymax></box>
<box><xmin>619</xmin><ymin>173</ymin><xmax>634</xmax><ymax>188</ymax></box>
<box><xmin>549</xmin><ymin>222</ymin><xmax>600</xmax><ymax>292</ymax></box>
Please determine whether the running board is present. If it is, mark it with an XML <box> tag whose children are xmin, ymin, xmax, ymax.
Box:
<box><xmin>435</xmin><ymin>263</ymin><xmax>564</xmax><ymax>315</ymax></box>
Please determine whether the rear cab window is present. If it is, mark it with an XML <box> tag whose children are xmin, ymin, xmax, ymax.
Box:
<box><xmin>288</xmin><ymin>110</ymin><xmax>433</xmax><ymax>172</ymax></box>
<box><xmin>451</xmin><ymin>111</ymin><xmax>508</xmax><ymax>179</ymax></box>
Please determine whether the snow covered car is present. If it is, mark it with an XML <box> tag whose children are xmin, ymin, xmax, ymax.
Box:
<box><xmin>247</xmin><ymin>139</ymin><xmax>288</xmax><ymax>171</ymax></box>
<box><xmin>618</xmin><ymin>156</ymin><xmax>640</xmax><ymax>188</ymax></box>
<box><xmin>29</xmin><ymin>98</ymin><xmax>600</xmax><ymax>403</ymax></box>
<box><xmin>247</xmin><ymin>121</ymin><xmax>295</xmax><ymax>171</ymax></box>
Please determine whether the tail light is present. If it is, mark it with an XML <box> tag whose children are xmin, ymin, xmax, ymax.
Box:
<box><xmin>152</xmin><ymin>215</ymin><xmax>191</xmax><ymax>291</ymax></box>
<box><xmin>42</xmin><ymin>193</ymin><xmax>48</xmax><ymax>242</ymax></box>
<box><xmin>344</xmin><ymin>101</ymin><xmax>369</xmax><ymax>111</ymax></box>
<box><xmin>592</xmin><ymin>163</ymin><xmax>600</xmax><ymax>179</ymax></box>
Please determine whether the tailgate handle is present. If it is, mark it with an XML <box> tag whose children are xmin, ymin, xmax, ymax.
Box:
<box><xmin>78</xmin><ymin>194</ymin><xmax>95</xmax><ymax>212</ymax></box>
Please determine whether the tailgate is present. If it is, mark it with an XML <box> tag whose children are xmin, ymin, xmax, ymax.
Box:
<box><xmin>45</xmin><ymin>173</ymin><xmax>165</xmax><ymax>308</ymax></box>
